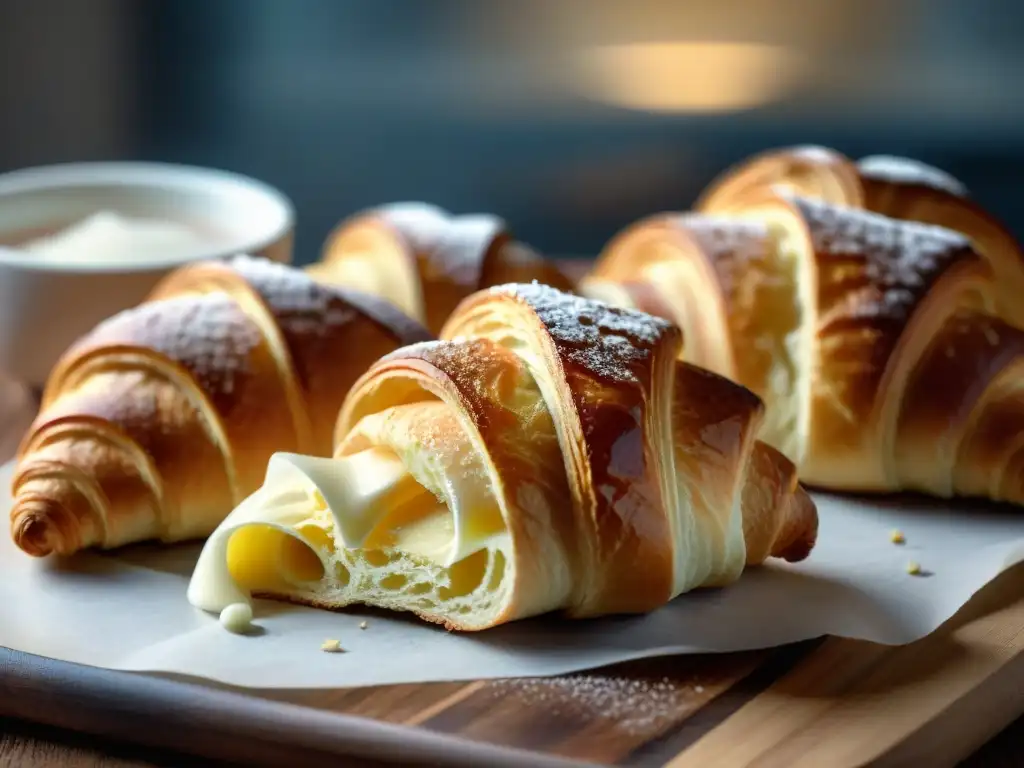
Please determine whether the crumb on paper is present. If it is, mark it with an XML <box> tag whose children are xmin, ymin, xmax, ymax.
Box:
<box><xmin>321</xmin><ymin>638</ymin><xmax>345</xmax><ymax>653</ymax></box>
<box><xmin>218</xmin><ymin>603</ymin><xmax>253</xmax><ymax>634</ymax></box>
<box><xmin>359</xmin><ymin>621</ymin><xmax>368</xmax><ymax>630</ymax></box>
<box><xmin>890</xmin><ymin>529</ymin><xmax>906</xmax><ymax>545</ymax></box>
<box><xmin>906</xmin><ymin>561</ymin><xmax>923</xmax><ymax>576</ymax></box>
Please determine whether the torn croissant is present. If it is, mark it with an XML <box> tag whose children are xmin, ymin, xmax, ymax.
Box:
<box><xmin>307</xmin><ymin>202</ymin><xmax>575</xmax><ymax>334</ymax></box>
<box><xmin>10</xmin><ymin>256</ymin><xmax>431</xmax><ymax>558</ymax></box>
<box><xmin>188</xmin><ymin>284</ymin><xmax>817</xmax><ymax>631</ymax></box>
<box><xmin>585</xmin><ymin>189</ymin><xmax>1024</xmax><ymax>504</ymax></box>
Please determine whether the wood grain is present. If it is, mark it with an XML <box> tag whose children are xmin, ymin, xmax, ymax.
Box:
<box><xmin>2</xmin><ymin>267</ymin><xmax>1024</xmax><ymax>767</ymax></box>
<box><xmin>668</xmin><ymin>566</ymin><xmax>1024</xmax><ymax>768</ymax></box>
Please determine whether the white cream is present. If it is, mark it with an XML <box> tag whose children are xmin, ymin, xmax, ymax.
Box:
<box><xmin>21</xmin><ymin>211</ymin><xmax>207</xmax><ymax>264</ymax></box>
<box><xmin>218</xmin><ymin>602</ymin><xmax>253</xmax><ymax>634</ymax></box>
<box><xmin>188</xmin><ymin>452</ymin><xmax>363</xmax><ymax>613</ymax></box>
<box><xmin>187</xmin><ymin>449</ymin><xmax>506</xmax><ymax>615</ymax></box>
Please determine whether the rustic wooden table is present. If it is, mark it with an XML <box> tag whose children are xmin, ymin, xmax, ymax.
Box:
<box><xmin>0</xmin><ymin>369</ymin><xmax>1022</xmax><ymax>767</ymax></box>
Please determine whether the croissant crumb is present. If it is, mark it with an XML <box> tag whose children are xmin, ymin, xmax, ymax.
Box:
<box><xmin>320</xmin><ymin>638</ymin><xmax>344</xmax><ymax>653</ymax></box>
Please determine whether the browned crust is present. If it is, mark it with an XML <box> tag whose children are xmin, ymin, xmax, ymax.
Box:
<box><xmin>589</xmin><ymin>213</ymin><xmax>782</xmax><ymax>384</ymax></box>
<box><xmin>146</xmin><ymin>255</ymin><xmax>432</xmax><ymax>455</ymax></box>
<box><xmin>900</xmin><ymin>311</ymin><xmax>1024</xmax><ymax>448</ymax></box>
<box><xmin>479</xmin><ymin>238</ymin><xmax>576</xmax><ymax>296</ymax></box>
<box><xmin>442</xmin><ymin>283</ymin><xmax>686</xmax><ymax>616</ymax></box>
<box><xmin>781</xmin><ymin>195</ymin><xmax>986</xmax><ymax>444</ymax></box>
<box><xmin>742</xmin><ymin>442</ymin><xmax>818</xmax><ymax>564</ymax></box>
<box><xmin>697</xmin><ymin>145</ymin><xmax>863</xmax><ymax>212</ymax></box>
<box><xmin>897</xmin><ymin>310</ymin><xmax>1024</xmax><ymax>504</ymax></box>
<box><xmin>320</xmin><ymin>203</ymin><xmax>573</xmax><ymax>333</ymax></box>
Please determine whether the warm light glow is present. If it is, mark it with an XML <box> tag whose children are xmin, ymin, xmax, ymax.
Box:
<box><xmin>573</xmin><ymin>42</ymin><xmax>807</xmax><ymax>113</ymax></box>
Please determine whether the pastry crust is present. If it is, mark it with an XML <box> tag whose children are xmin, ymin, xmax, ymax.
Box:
<box><xmin>10</xmin><ymin>255</ymin><xmax>431</xmax><ymax>557</ymax></box>
<box><xmin>441</xmin><ymin>283</ymin><xmax>816</xmax><ymax>615</ymax></box>
<box><xmin>312</xmin><ymin>202</ymin><xmax>574</xmax><ymax>333</ymax></box>
<box><xmin>696</xmin><ymin>145</ymin><xmax>1024</xmax><ymax>326</ymax></box>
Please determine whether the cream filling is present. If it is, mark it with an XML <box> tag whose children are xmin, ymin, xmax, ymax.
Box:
<box><xmin>187</xmin><ymin>442</ymin><xmax>511</xmax><ymax>619</ymax></box>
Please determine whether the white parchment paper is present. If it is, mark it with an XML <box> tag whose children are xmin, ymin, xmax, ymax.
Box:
<box><xmin>2</xmin><ymin>461</ymin><xmax>1022</xmax><ymax>689</ymax></box>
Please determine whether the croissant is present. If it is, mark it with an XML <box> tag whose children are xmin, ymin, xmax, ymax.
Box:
<box><xmin>308</xmin><ymin>202</ymin><xmax>575</xmax><ymax>334</ymax></box>
<box><xmin>10</xmin><ymin>255</ymin><xmax>431</xmax><ymax>558</ymax></box>
<box><xmin>584</xmin><ymin>190</ymin><xmax>1024</xmax><ymax>504</ymax></box>
<box><xmin>187</xmin><ymin>283</ymin><xmax>817</xmax><ymax>631</ymax></box>
<box><xmin>695</xmin><ymin>145</ymin><xmax>1024</xmax><ymax>325</ymax></box>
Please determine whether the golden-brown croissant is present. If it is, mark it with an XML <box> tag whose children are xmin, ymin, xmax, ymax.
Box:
<box><xmin>188</xmin><ymin>284</ymin><xmax>817</xmax><ymax>631</ymax></box>
<box><xmin>584</xmin><ymin>190</ymin><xmax>1024</xmax><ymax>503</ymax></box>
<box><xmin>695</xmin><ymin>145</ymin><xmax>1024</xmax><ymax>325</ymax></box>
<box><xmin>308</xmin><ymin>202</ymin><xmax>575</xmax><ymax>333</ymax></box>
<box><xmin>10</xmin><ymin>255</ymin><xmax>431</xmax><ymax>558</ymax></box>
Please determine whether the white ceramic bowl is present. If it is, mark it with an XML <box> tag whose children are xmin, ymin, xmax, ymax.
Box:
<box><xmin>0</xmin><ymin>162</ymin><xmax>294</xmax><ymax>385</ymax></box>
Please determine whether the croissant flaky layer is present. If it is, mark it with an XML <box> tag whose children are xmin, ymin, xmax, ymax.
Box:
<box><xmin>309</xmin><ymin>202</ymin><xmax>575</xmax><ymax>333</ymax></box>
<box><xmin>586</xmin><ymin>180</ymin><xmax>1024</xmax><ymax>505</ymax></box>
<box><xmin>10</xmin><ymin>255</ymin><xmax>431</xmax><ymax>558</ymax></box>
<box><xmin>188</xmin><ymin>284</ymin><xmax>817</xmax><ymax>631</ymax></box>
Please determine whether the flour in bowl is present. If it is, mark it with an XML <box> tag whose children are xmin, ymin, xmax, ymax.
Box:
<box><xmin>21</xmin><ymin>211</ymin><xmax>208</xmax><ymax>264</ymax></box>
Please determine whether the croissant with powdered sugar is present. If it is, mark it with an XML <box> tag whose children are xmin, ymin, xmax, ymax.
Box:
<box><xmin>307</xmin><ymin>202</ymin><xmax>575</xmax><ymax>333</ymax></box>
<box><xmin>10</xmin><ymin>255</ymin><xmax>431</xmax><ymax>558</ymax></box>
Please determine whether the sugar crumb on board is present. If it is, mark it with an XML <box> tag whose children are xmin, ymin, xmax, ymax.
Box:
<box><xmin>321</xmin><ymin>638</ymin><xmax>345</xmax><ymax>653</ymax></box>
<box><xmin>487</xmin><ymin>674</ymin><xmax>712</xmax><ymax>735</ymax></box>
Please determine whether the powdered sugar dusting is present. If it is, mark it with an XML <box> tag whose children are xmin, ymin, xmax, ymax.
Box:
<box><xmin>86</xmin><ymin>293</ymin><xmax>261</xmax><ymax>397</ymax></box>
<box><xmin>675</xmin><ymin>214</ymin><xmax>773</xmax><ymax>302</ymax></box>
<box><xmin>487</xmin><ymin>673</ymin><xmax>709</xmax><ymax>736</ymax></box>
<box><xmin>229</xmin><ymin>255</ymin><xmax>354</xmax><ymax>336</ymax></box>
<box><xmin>857</xmin><ymin>155</ymin><xmax>968</xmax><ymax>198</ymax></box>
<box><xmin>489</xmin><ymin>283</ymin><xmax>679</xmax><ymax>383</ymax></box>
<box><xmin>791</xmin><ymin>196</ymin><xmax>978</xmax><ymax>327</ymax></box>
<box><xmin>231</xmin><ymin>255</ymin><xmax>430</xmax><ymax>347</ymax></box>
<box><xmin>376</xmin><ymin>205</ymin><xmax>503</xmax><ymax>286</ymax></box>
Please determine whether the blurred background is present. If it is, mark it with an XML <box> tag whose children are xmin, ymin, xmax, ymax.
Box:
<box><xmin>1</xmin><ymin>0</ymin><xmax>1021</xmax><ymax>264</ymax></box>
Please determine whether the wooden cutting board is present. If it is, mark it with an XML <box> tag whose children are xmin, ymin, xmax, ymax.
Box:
<box><xmin>2</xmin><ymin>261</ymin><xmax>1024</xmax><ymax>766</ymax></box>
<box><xmin>1</xmin><ymin>563</ymin><xmax>1022</xmax><ymax>768</ymax></box>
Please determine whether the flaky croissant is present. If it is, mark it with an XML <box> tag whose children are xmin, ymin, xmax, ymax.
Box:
<box><xmin>695</xmin><ymin>145</ymin><xmax>1024</xmax><ymax>325</ymax></box>
<box><xmin>188</xmin><ymin>284</ymin><xmax>817</xmax><ymax>631</ymax></box>
<box><xmin>585</xmin><ymin>190</ymin><xmax>1024</xmax><ymax>504</ymax></box>
<box><xmin>10</xmin><ymin>255</ymin><xmax>431</xmax><ymax>558</ymax></box>
<box><xmin>307</xmin><ymin>202</ymin><xmax>575</xmax><ymax>333</ymax></box>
